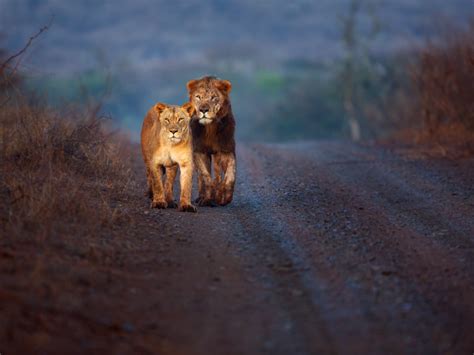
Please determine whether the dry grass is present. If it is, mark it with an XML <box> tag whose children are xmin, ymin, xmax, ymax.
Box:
<box><xmin>0</xmin><ymin>70</ymin><xmax>139</xmax><ymax>354</ymax></box>
<box><xmin>380</xmin><ymin>22</ymin><xmax>474</xmax><ymax>157</ymax></box>
<box><xmin>415</xmin><ymin>23</ymin><xmax>474</xmax><ymax>135</ymax></box>
<box><xmin>0</xmin><ymin>93</ymin><xmax>133</xmax><ymax>239</ymax></box>
<box><xmin>412</xmin><ymin>22</ymin><xmax>474</xmax><ymax>152</ymax></box>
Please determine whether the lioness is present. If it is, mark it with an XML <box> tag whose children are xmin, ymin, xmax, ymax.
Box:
<box><xmin>141</xmin><ymin>102</ymin><xmax>197</xmax><ymax>212</ymax></box>
<box><xmin>187</xmin><ymin>76</ymin><xmax>236</xmax><ymax>206</ymax></box>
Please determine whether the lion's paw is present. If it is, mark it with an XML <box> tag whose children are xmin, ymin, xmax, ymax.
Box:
<box><xmin>196</xmin><ymin>198</ymin><xmax>217</xmax><ymax>207</ymax></box>
<box><xmin>216</xmin><ymin>188</ymin><xmax>233</xmax><ymax>206</ymax></box>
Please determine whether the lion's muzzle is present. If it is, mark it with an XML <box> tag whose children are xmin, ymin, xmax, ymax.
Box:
<box><xmin>198</xmin><ymin>118</ymin><xmax>213</xmax><ymax>125</ymax></box>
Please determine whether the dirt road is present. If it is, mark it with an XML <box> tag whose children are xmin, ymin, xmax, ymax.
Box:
<box><xmin>2</xmin><ymin>141</ymin><xmax>474</xmax><ymax>354</ymax></box>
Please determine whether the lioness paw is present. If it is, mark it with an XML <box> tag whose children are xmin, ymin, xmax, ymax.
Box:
<box><xmin>178</xmin><ymin>203</ymin><xmax>197</xmax><ymax>213</ymax></box>
<box><xmin>166</xmin><ymin>200</ymin><xmax>178</xmax><ymax>208</ymax></box>
<box><xmin>151</xmin><ymin>200</ymin><xmax>167</xmax><ymax>209</ymax></box>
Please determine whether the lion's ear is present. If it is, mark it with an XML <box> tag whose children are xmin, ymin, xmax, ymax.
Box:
<box><xmin>182</xmin><ymin>102</ymin><xmax>195</xmax><ymax>117</ymax></box>
<box><xmin>186</xmin><ymin>79</ymin><xmax>199</xmax><ymax>93</ymax></box>
<box><xmin>216</xmin><ymin>79</ymin><xmax>232</xmax><ymax>94</ymax></box>
<box><xmin>154</xmin><ymin>102</ymin><xmax>167</xmax><ymax>115</ymax></box>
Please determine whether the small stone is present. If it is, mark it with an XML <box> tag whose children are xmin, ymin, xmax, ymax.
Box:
<box><xmin>122</xmin><ymin>322</ymin><xmax>135</xmax><ymax>333</ymax></box>
<box><xmin>291</xmin><ymin>289</ymin><xmax>303</xmax><ymax>297</ymax></box>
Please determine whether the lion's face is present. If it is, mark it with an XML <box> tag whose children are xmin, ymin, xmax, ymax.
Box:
<box><xmin>155</xmin><ymin>102</ymin><xmax>194</xmax><ymax>145</ymax></box>
<box><xmin>187</xmin><ymin>77</ymin><xmax>232</xmax><ymax>125</ymax></box>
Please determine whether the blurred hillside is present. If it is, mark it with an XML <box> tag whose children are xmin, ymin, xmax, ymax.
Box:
<box><xmin>1</xmin><ymin>0</ymin><xmax>473</xmax><ymax>140</ymax></box>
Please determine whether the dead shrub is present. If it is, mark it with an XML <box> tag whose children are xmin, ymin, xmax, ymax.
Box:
<box><xmin>411</xmin><ymin>21</ymin><xmax>474</xmax><ymax>148</ymax></box>
<box><xmin>0</xmin><ymin>94</ymin><xmax>132</xmax><ymax>239</ymax></box>
<box><xmin>375</xmin><ymin>21</ymin><xmax>474</xmax><ymax>156</ymax></box>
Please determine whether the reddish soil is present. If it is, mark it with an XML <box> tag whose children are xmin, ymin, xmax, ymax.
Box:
<box><xmin>1</xmin><ymin>141</ymin><xmax>473</xmax><ymax>354</ymax></box>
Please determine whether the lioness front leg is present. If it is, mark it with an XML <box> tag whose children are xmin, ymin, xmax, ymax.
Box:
<box><xmin>164</xmin><ymin>165</ymin><xmax>178</xmax><ymax>208</ymax></box>
<box><xmin>150</xmin><ymin>163</ymin><xmax>167</xmax><ymax>209</ymax></box>
<box><xmin>215</xmin><ymin>152</ymin><xmax>236</xmax><ymax>206</ymax></box>
<box><xmin>178</xmin><ymin>161</ymin><xmax>197</xmax><ymax>212</ymax></box>
<box><xmin>194</xmin><ymin>152</ymin><xmax>215</xmax><ymax>206</ymax></box>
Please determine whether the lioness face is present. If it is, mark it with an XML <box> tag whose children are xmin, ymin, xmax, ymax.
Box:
<box><xmin>187</xmin><ymin>77</ymin><xmax>232</xmax><ymax>125</ymax></box>
<box><xmin>155</xmin><ymin>103</ymin><xmax>195</xmax><ymax>145</ymax></box>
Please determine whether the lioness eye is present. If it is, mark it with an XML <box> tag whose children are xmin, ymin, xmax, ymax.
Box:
<box><xmin>178</xmin><ymin>117</ymin><xmax>184</xmax><ymax>122</ymax></box>
<box><xmin>164</xmin><ymin>119</ymin><xmax>170</xmax><ymax>124</ymax></box>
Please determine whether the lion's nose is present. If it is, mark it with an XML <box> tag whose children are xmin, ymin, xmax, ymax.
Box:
<box><xmin>200</xmin><ymin>105</ymin><xmax>209</xmax><ymax>113</ymax></box>
<box><xmin>170</xmin><ymin>128</ymin><xmax>178</xmax><ymax>134</ymax></box>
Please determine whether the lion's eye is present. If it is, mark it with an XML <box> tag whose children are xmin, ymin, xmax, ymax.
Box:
<box><xmin>195</xmin><ymin>95</ymin><xmax>201</xmax><ymax>101</ymax></box>
<box><xmin>178</xmin><ymin>117</ymin><xmax>184</xmax><ymax>123</ymax></box>
<box><xmin>164</xmin><ymin>119</ymin><xmax>170</xmax><ymax>124</ymax></box>
<box><xmin>211</xmin><ymin>96</ymin><xmax>218</xmax><ymax>102</ymax></box>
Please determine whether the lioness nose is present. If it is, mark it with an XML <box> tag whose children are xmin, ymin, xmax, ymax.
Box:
<box><xmin>170</xmin><ymin>128</ymin><xmax>178</xmax><ymax>134</ymax></box>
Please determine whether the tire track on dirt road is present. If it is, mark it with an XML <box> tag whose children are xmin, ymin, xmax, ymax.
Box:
<box><xmin>142</xmin><ymin>141</ymin><xmax>474</xmax><ymax>354</ymax></box>
<box><xmin>243</xmin><ymin>142</ymin><xmax>474</xmax><ymax>354</ymax></box>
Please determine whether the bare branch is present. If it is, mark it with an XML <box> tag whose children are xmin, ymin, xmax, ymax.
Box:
<box><xmin>0</xmin><ymin>16</ymin><xmax>53</xmax><ymax>73</ymax></box>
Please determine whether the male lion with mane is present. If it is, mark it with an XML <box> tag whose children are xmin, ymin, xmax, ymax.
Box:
<box><xmin>141</xmin><ymin>102</ymin><xmax>197</xmax><ymax>212</ymax></box>
<box><xmin>187</xmin><ymin>76</ymin><xmax>236</xmax><ymax>206</ymax></box>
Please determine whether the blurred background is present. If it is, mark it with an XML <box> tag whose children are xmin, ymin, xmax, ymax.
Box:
<box><xmin>1</xmin><ymin>0</ymin><xmax>473</xmax><ymax>141</ymax></box>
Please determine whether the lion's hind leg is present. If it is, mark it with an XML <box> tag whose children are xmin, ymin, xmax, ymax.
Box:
<box><xmin>177</xmin><ymin>160</ymin><xmax>197</xmax><ymax>213</ymax></box>
<box><xmin>150</xmin><ymin>163</ymin><xmax>167</xmax><ymax>209</ymax></box>
<box><xmin>145</xmin><ymin>167</ymin><xmax>153</xmax><ymax>199</ymax></box>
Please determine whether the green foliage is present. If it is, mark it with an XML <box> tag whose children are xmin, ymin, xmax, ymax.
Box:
<box><xmin>26</xmin><ymin>69</ymin><xmax>110</xmax><ymax>105</ymax></box>
<box><xmin>255</xmin><ymin>70</ymin><xmax>285</xmax><ymax>93</ymax></box>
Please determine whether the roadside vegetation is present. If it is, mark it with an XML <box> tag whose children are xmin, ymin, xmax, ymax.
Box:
<box><xmin>0</xmin><ymin>31</ymin><xmax>133</xmax><ymax>241</ymax></box>
<box><xmin>250</xmin><ymin>17</ymin><xmax>474</xmax><ymax>157</ymax></box>
<box><xmin>405</xmin><ymin>22</ymin><xmax>474</xmax><ymax>153</ymax></box>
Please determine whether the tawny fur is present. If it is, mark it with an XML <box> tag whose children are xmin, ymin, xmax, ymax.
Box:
<box><xmin>187</xmin><ymin>76</ymin><xmax>236</xmax><ymax>206</ymax></box>
<box><xmin>140</xmin><ymin>102</ymin><xmax>197</xmax><ymax>212</ymax></box>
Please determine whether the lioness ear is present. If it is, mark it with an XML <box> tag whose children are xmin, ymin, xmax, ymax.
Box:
<box><xmin>216</xmin><ymin>79</ymin><xmax>232</xmax><ymax>94</ymax></box>
<box><xmin>182</xmin><ymin>102</ymin><xmax>195</xmax><ymax>117</ymax></box>
<box><xmin>186</xmin><ymin>79</ymin><xmax>199</xmax><ymax>93</ymax></box>
<box><xmin>154</xmin><ymin>102</ymin><xmax>167</xmax><ymax>115</ymax></box>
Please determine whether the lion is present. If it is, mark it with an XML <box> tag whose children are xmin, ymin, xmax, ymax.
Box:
<box><xmin>140</xmin><ymin>102</ymin><xmax>197</xmax><ymax>212</ymax></box>
<box><xmin>186</xmin><ymin>76</ymin><xmax>236</xmax><ymax>206</ymax></box>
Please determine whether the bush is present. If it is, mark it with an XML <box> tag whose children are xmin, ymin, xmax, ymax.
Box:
<box><xmin>414</xmin><ymin>22</ymin><xmax>474</xmax><ymax>134</ymax></box>
<box><xmin>0</xmin><ymin>91</ymin><xmax>132</xmax><ymax>239</ymax></box>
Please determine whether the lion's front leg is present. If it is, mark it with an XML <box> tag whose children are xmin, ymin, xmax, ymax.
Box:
<box><xmin>194</xmin><ymin>152</ymin><xmax>216</xmax><ymax>206</ymax></box>
<box><xmin>212</xmin><ymin>153</ymin><xmax>223</xmax><ymax>190</ymax></box>
<box><xmin>215</xmin><ymin>152</ymin><xmax>236</xmax><ymax>206</ymax></box>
